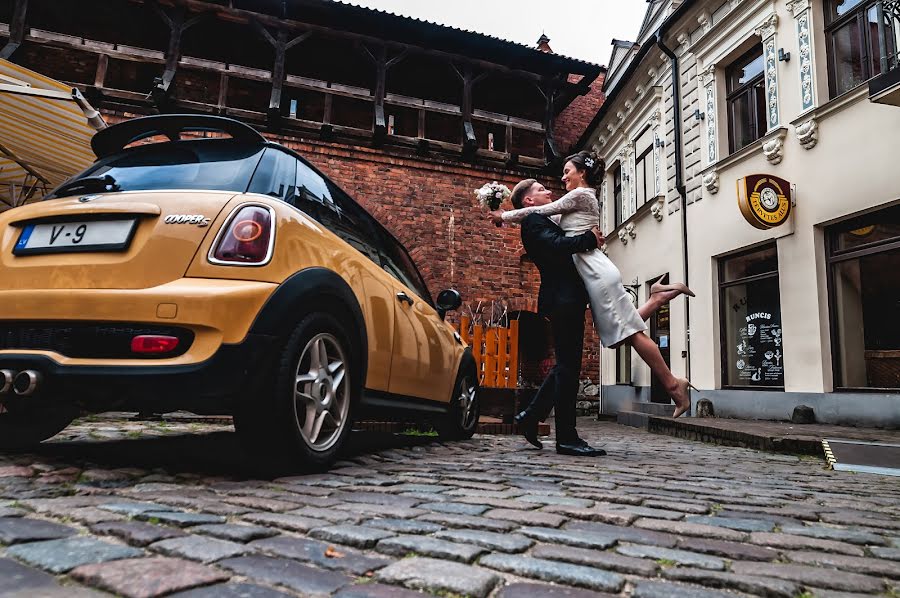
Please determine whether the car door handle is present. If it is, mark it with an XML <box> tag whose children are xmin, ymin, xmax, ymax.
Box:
<box><xmin>396</xmin><ymin>292</ymin><xmax>414</xmax><ymax>306</ymax></box>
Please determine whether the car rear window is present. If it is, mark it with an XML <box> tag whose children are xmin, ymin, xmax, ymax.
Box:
<box><xmin>46</xmin><ymin>139</ymin><xmax>266</xmax><ymax>198</ymax></box>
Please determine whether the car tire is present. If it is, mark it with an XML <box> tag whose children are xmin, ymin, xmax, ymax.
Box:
<box><xmin>0</xmin><ymin>405</ymin><xmax>77</xmax><ymax>450</ymax></box>
<box><xmin>436</xmin><ymin>364</ymin><xmax>479</xmax><ymax>441</ymax></box>
<box><xmin>235</xmin><ymin>312</ymin><xmax>358</xmax><ymax>473</ymax></box>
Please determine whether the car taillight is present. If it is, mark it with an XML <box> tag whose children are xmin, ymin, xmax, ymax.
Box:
<box><xmin>211</xmin><ymin>205</ymin><xmax>274</xmax><ymax>265</ymax></box>
<box><xmin>131</xmin><ymin>335</ymin><xmax>179</xmax><ymax>354</ymax></box>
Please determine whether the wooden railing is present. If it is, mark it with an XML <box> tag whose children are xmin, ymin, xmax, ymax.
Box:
<box><xmin>458</xmin><ymin>316</ymin><xmax>519</xmax><ymax>388</ymax></box>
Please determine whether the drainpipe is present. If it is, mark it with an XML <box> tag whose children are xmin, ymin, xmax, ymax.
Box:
<box><xmin>656</xmin><ymin>31</ymin><xmax>693</xmax><ymax>388</ymax></box>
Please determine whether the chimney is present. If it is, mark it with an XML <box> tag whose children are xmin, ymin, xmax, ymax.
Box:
<box><xmin>536</xmin><ymin>33</ymin><xmax>553</xmax><ymax>53</ymax></box>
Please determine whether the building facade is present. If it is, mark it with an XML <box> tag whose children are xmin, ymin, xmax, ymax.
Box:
<box><xmin>0</xmin><ymin>0</ymin><xmax>608</xmax><ymax>382</ymax></box>
<box><xmin>582</xmin><ymin>0</ymin><xmax>900</xmax><ymax>426</ymax></box>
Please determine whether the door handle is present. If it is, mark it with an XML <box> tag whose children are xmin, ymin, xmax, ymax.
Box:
<box><xmin>396</xmin><ymin>292</ymin><xmax>414</xmax><ymax>306</ymax></box>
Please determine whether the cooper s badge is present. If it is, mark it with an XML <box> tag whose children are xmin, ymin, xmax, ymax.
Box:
<box><xmin>164</xmin><ymin>214</ymin><xmax>211</xmax><ymax>227</ymax></box>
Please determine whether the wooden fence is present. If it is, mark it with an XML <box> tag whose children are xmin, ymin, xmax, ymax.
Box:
<box><xmin>457</xmin><ymin>316</ymin><xmax>519</xmax><ymax>388</ymax></box>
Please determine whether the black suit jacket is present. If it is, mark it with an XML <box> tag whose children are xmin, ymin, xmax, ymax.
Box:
<box><xmin>521</xmin><ymin>213</ymin><xmax>597</xmax><ymax>315</ymax></box>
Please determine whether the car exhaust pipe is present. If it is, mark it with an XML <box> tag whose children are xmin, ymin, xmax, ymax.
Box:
<box><xmin>0</xmin><ymin>370</ymin><xmax>14</xmax><ymax>395</ymax></box>
<box><xmin>13</xmin><ymin>370</ymin><xmax>41</xmax><ymax>397</ymax></box>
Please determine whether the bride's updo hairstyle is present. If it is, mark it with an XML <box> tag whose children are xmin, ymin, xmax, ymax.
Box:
<box><xmin>565</xmin><ymin>150</ymin><xmax>605</xmax><ymax>188</ymax></box>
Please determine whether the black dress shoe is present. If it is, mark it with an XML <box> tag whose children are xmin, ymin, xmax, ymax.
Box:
<box><xmin>556</xmin><ymin>442</ymin><xmax>606</xmax><ymax>457</ymax></box>
<box><xmin>514</xmin><ymin>411</ymin><xmax>543</xmax><ymax>449</ymax></box>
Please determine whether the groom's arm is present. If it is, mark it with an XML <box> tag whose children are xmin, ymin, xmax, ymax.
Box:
<box><xmin>522</xmin><ymin>214</ymin><xmax>598</xmax><ymax>255</ymax></box>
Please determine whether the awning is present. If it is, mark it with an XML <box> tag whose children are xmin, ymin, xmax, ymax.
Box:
<box><xmin>0</xmin><ymin>58</ymin><xmax>106</xmax><ymax>212</ymax></box>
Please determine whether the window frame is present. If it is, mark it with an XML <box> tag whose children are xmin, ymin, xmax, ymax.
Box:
<box><xmin>634</xmin><ymin>134</ymin><xmax>655</xmax><ymax>208</ymax></box>
<box><xmin>725</xmin><ymin>45</ymin><xmax>767</xmax><ymax>154</ymax></box>
<box><xmin>613</xmin><ymin>163</ymin><xmax>624</xmax><ymax>227</ymax></box>
<box><xmin>825</xmin><ymin>0</ymin><xmax>898</xmax><ymax>98</ymax></box>
<box><xmin>718</xmin><ymin>243</ymin><xmax>784</xmax><ymax>390</ymax></box>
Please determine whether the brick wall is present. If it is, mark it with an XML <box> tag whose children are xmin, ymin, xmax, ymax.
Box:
<box><xmin>554</xmin><ymin>73</ymin><xmax>607</xmax><ymax>157</ymax></box>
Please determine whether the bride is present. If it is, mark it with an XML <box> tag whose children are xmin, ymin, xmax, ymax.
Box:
<box><xmin>489</xmin><ymin>150</ymin><xmax>696</xmax><ymax>418</ymax></box>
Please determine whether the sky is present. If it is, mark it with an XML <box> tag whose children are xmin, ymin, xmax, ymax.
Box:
<box><xmin>336</xmin><ymin>0</ymin><xmax>650</xmax><ymax>66</ymax></box>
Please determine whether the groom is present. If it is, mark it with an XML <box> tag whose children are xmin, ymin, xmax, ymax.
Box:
<box><xmin>500</xmin><ymin>179</ymin><xmax>606</xmax><ymax>457</ymax></box>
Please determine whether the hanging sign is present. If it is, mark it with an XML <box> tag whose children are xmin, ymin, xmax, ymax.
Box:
<box><xmin>737</xmin><ymin>174</ymin><xmax>792</xmax><ymax>229</ymax></box>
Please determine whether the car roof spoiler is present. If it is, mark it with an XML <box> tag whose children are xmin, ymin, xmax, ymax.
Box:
<box><xmin>91</xmin><ymin>114</ymin><xmax>267</xmax><ymax>159</ymax></box>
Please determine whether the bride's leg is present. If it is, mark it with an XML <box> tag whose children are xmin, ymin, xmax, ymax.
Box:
<box><xmin>636</xmin><ymin>292</ymin><xmax>671</xmax><ymax>321</ymax></box>
<box><xmin>625</xmin><ymin>332</ymin><xmax>691</xmax><ymax>416</ymax></box>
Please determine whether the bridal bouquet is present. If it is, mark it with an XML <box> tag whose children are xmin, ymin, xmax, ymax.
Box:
<box><xmin>475</xmin><ymin>181</ymin><xmax>511</xmax><ymax>211</ymax></box>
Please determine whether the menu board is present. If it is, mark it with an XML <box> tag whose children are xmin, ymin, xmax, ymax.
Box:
<box><xmin>734</xmin><ymin>311</ymin><xmax>784</xmax><ymax>386</ymax></box>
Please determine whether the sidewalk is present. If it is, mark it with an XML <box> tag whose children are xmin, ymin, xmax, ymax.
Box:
<box><xmin>618</xmin><ymin>412</ymin><xmax>900</xmax><ymax>455</ymax></box>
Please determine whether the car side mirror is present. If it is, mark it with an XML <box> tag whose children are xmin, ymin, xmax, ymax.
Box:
<box><xmin>436</xmin><ymin>289</ymin><xmax>462</xmax><ymax>320</ymax></box>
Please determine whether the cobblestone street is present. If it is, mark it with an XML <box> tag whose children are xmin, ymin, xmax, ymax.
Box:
<box><xmin>0</xmin><ymin>415</ymin><xmax>898</xmax><ymax>598</ymax></box>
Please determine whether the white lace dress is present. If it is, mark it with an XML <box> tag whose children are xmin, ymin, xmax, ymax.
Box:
<box><xmin>502</xmin><ymin>186</ymin><xmax>647</xmax><ymax>347</ymax></box>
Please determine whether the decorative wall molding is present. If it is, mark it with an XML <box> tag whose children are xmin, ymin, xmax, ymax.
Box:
<box><xmin>650</xmin><ymin>196</ymin><xmax>666</xmax><ymax>221</ymax></box>
<box><xmin>795</xmin><ymin>6</ymin><xmax>817</xmax><ymax>112</ymax></box>
<box><xmin>625</xmin><ymin>222</ymin><xmax>637</xmax><ymax>239</ymax></box>
<box><xmin>762</xmin><ymin>129</ymin><xmax>787</xmax><ymax>164</ymax></box>
<box><xmin>754</xmin><ymin>13</ymin><xmax>779</xmax><ymax>39</ymax></box>
<box><xmin>600</xmin><ymin>178</ymin><xmax>609</xmax><ymax>234</ymax></box>
<box><xmin>653</xmin><ymin>128</ymin><xmax>663</xmax><ymax>197</ymax></box>
<box><xmin>795</xmin><ymin>117</ymin><xmax>818</xmax><ymax>150</ymax></box>
<box><xmin>617</xmin><ymin>229</ymin><xmax>629</xmax><ymax>245</ymax></box>
<box><xmin>702</xmin><ymin>171</ymin><xmax>720</xmax><ymax>194</ymax></box>
<box><xmin>702</xmin><ymin>65</ymin><xmax>718</xmax><ymax>164</ymax></box>
<box><xmin>626</xmin><ymin>146</ymin><xmax>637</xmax><ymax>220</ymax></box>
<box><xmin>787</xmin><ymin>0</ymin><xmax>812</xmax><ymax>18</ymax></box>
<box><xmin>762</xmin><ymin>35</ymin><xmax>780</xmax><ymax>129</ymax></box>
<box><xmin>698</xmin><ymin>11</ymin><xmax>712</xmax><ymax>33</ymax></box>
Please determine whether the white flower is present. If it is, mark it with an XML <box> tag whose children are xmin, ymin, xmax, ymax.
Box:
<box><xmin>584</xmin><ymin>157</ymin><xmax>595</xmax><ymax>168</ymax></box>
<box><xmin>494</xmin><ymin>192</ymin><xmax>502</xmax><ymax>199</ymax></box>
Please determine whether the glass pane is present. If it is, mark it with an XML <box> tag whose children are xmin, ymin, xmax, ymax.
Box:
<box><xmin>636</xmin><ymin>158</ymin><xmax>646</xmax><ymax>206</ymax></box>
<box><xmin>248</xmin><ymin>148</ymin><xmax>296</xmax><ymax>200</ymax></box>
<box><xmin>729</xmin><ymin>91</ymin><xmax>754</xmax><ymax>152</ymax></box>
<box><xmin>831</xmin><ymin>204</ymin><xmax>900</xmax><ymax>252</ymax></box>
<box><xmin>831</xmin><ymin>0</ymin><xmax>866</xmax><ymax>19</ymax></box>
<box><xmin>722</xmin><ymin>277</ymin><xmax>785</xmax><ymax>387</ymax></box>
<box><xmin>728</xmin><ymin>49</ymin><xmax>764</xmax><ymax>91</ymax></box>
<box><xmin>722</xmin><ymin>245</ymin><xmax>778</xmax><ymax>283</ymax></box>
<box><xmin>832</xmin><ymin>19</ymin><xmax>868</xmax><ymax>94</ymax></box>
<box><xmin>833</xmin><ymin>248</ymin><xmax>900</xmax><ymax>388</ymax></box>
<box><xmin>754</xmin><ymin>80</ymin><xmax>768</xmax><ymax>136</ymax></box>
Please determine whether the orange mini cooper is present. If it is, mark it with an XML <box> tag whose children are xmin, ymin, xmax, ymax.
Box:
<box><xmin>0</xmin><ymin>114</ymin><xmax>478</xmax><ymax>470</ymax></box>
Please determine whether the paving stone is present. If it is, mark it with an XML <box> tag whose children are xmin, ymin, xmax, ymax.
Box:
<box><xmin>333</xmin><ymin>503</ymin><xmax>425</xmax><ymax>519</ymax></box>
<box><xmin>419</xmin><ymin>502</ymin><xmax>488</xmax><ymax>516</ymax></box>
<box><xmin>90</xmin><ymin>521</ymin><xmax>187</xmax><ymax>547</ymax></box>
<box><xmin>71</xmin><ymin>556</ymin><xmax>229</xmax><ymax>598</ymax></box>
<box><xmin>150</xmin><ymin>535</ymin><xmax>249</xmax><ymax>563</ymax></box>
<box><xmin>219</xmin><ymin>555</ymin><xmax>351</xmax><ymax>595</ymax></box>
<box><xmin>386</xmin><ymin>484</ymin><xmax>454</xmax><ymax>493</ymax></box>
<box><xmin>97</xmin><ymin>502</ymin><xmax>169</xmax><ymax>516</ymax></box>
<box><xmin>0</xmin><ymin>507</ymin><xmax>25</xmax><ymax>518</ymax></box>
<box><xmin>820</xmin><ymin>512</ymin><xmax>900</xmax><ymax>530</ymax></box>
<box><xmin>332</xmin><ymin>492</ymin><xmax>421</xmax><ymax>508</ymax></box>
<box><xmin>251</xmin><ymin>536</ymin><xmax>390</xmax><ymax>575</ymax></box>
<box><xmin>374</xmin><ymin>556</ymin><xmax>500</xmax><ymax>598</ymax></box>
<box><xmin>363</xmin><ymin>518</ymin><xmax>443</xmax><ymax>534</ymax></box>
<box><xmin>686</xmin><ymin>515</ymin><xmax>776</xmax><ymax>532</ymax></box>
<box><xmin>871</xmin><ymin>546</ymin><xmax>900</xmax><ymax>560</ymax></box>
<box><xmin>287</xmin><ymin>506</ymin><xmax>363</xmax><ymax>524</ymax></box>
<box><xmin>663</xmin><ymin>568</ymin><xmax>801</xmax><ymax>596</ymax></box>
<box><xmin>519</xmin><ymin>527</ymin><xmax>618</xmax><ymax>550</ymax></box>
<box><xmin>631</xmin><ymin>579</ymin><xmax>742</xmax><ymax>598</ymax></box>
<box><xmin>0</xmin><ymin>466</ymin><xmax>35</xmax><ymax>478</ymax></box>
<box><xmin>564</xmin><ymin>521</ymin><xmax>678</xmax><ymax>548</ymax></box>
<box><xmin>67</xmin><ymin>507</ymin><xmax>128</xmax><ymax>525</ymax></box>
<box><xmin>136</xmin><ymin>512</ymin><xmax>225</xmax><ymax>527</ymax></box>
<box><xmin>531</xmin><ymin>544</ymin><xmax>658</xmax><ymax>577</ymax></box>
<box><xmin>676</xmin><ymin>537</ymin><xmax>779</xmax><ymax>561</ymax></box>
<box><xmin>434</xmin><ymin>529</ymin><xmax>533</xmax><ymax>553</ymax></box>
<box><xmin>417</xmin><ymin>512</ymin><xmax>517</xmax><ymax>532</ymax></box>
<box><xmin>643</xmin><ymin>500</ymin><xmax>710</xmax><ymax>514</ymax></box>
<box><xmin>779</xmin><ymin>524</ymin><xmax>888</xmax><ymax>545</ymax></box>
<box><xmin>169</xmin><ymin>583</ymin><xmax>294</xmax><ymax>597</ymax></box>
<box><xmin>485</xmin><ymin>508</ymin><xmax>568</xmax><ymax>528</ymax></box>
<box><xmin>479</xmin><ymin>554</ymin><xmax>624</xmax><ymax>593</ymax></box>
<box><xmin>785</xmin><ymin>550</ymin><xmax>900</xmax><ymax>578</ymax></box>
<box><xmin>453</xmin><ymin>496</ymin><xmax>536</xmax><ymax>510</ymax></box>
<box><xmin>0</xmin><ymin>517</ymin><xmax>77</xmax><ymax>545</ymax></box>
<box><xmin>332</xmin><ymin>583</ymin><xmax>430</xmax><ymax>598</ymax></box>
<box><xmin>614</xmin><ymin>543</ymin><xmax>726</xmax><ymax>570</ymax></box>
<box><xmin>0</xmin><ymin>556</ymin><xmax>64</xmax><ymax>594</ymax></box>
<box><xmin>6</xmin><ymin>536</ymin><xmax>143</xmax><ymax>573</ymax></box>
<box><xmin>376</xmin><ymin>534</ymin><xmax>486</xmax><ymax>563</ymax></box>
<box><xmin>495</xmin><ymin>583</ymin><xmax>618</xmax><ymax>598</ymax></box>
<box><xmin>730</xmin><ymin>561</ymin><xmax>886</xmax><ymax>592</ymax></box>
<box><xmin>632</xmin><ymin>518</ymin><xmax>747</xmax><ymax>542</ymax></box>
<box><xmin>241</xmin><ymin>512</ymin><xmax>329</xmax><ymax>533</ymax></box>
<box><xmin>540</xmin><ymin>505</ymin><xmax>637</xmax><ymax>526</ymax></box>
<box><xmin>308</xmin><ymin>525</ymin><xmax>395</xmax><ymax>549</ymax></box>
<box><xmin>222</xmin><ymin>497</ymin><xmax>301</xmax><ymax>512</ymax></box>
<box><xmin>747</xmin><ymin>532</ymin><xmax>865</xmax><ymax>555</ymax></box>
<box><xmin>592</xmin><ymin>504</ymin><xmax>685</xmax><ymax>521</ymax></box>
<box><xmin>517</xmin><ymin>495</ymin><xmax>594</xmax><ymax>508</ymax></box>
<box><xmin>192</xmin><ymin>524</ymin><xmax>278</xmax><ymax>543</ymax></box>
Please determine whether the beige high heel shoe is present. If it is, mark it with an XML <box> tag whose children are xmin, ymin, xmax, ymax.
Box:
<box><xmin>650</xmin><ymin>276</ymin><xmax>695</xmax><ymax>298</ymax></box>
<box><xmin>670</xmin><ymin>378</ymin><xmax>698</xmax><ymax>418</ymax></box>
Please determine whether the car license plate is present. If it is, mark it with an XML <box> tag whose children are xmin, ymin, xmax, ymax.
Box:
<box><xmin>13</xmin><ymin>219</ymin><xmax>138</xmax><ymax>255</ymax></box>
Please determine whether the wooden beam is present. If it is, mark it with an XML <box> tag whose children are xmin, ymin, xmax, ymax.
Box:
<box><xmin>149</xmin><ymin>0</ymin><xmax>207</xmax><ymax>108</ymax></box>
<box><xmin>217</xmin><ymin>72</ymin><xmax>228</xmax><ymax>113</ymax></box>
<box><xmin>0</xmin><ymin>0</ymin><xmax>28</xmax><ymax>60</ymax></box>
<box><xmin>541</xmin><ymin>79</ymin><xmax>562</xmax><ymax>162</ymax></box>
<box><xmin>253</xmin><ymin>21</ymin><xmax>312</xmax><ymax>127</ymax></box>
<box><xmin>94</xmin><ymin>54</ymin><xmax>109</xmax><ymax>88</ymax></box>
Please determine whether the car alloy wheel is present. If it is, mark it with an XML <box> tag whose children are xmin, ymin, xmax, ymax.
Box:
<box><xmin>458</xmin><ymin>375</ymin><xmax>477</xmax><ymax>430</ymax></box>
<box><xmin>293</xmin><ymin>332</ymin><xmax>350</xmax><ymax>452</ymax></box>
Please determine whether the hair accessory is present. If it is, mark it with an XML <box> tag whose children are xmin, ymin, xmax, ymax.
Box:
<box><xmin>584</xmin><ymin>157</ymin><xmax>595</xmax><ymax>168</ymax></box>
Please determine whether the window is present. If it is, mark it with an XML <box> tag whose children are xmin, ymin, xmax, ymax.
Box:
<box><xmin>377</xmin><ymin>229</ymin><xmax>435</xmax><ymax>306</ymax></box>
<box><xmin>827</xmin><ymin>204</ymin><xmax>900</xmax><ymax>389</ymax></box>
<box><xmin>719</xmin><ymin>245</ymin><xmax>784</xmax><ymax>388</ymax></box>
<box><xmin>826</xmin><ymin>0</ymin><xmax>899</xmax><ymax>97</ymax></box>
<box><xmin>616</xmin><ymin>344</ymin><xmax>632</xmax><ymax>384</ymax></box>
<box><xmin>634</xmin><ymin>127</ymin><xmax>655</xmax><ymax>208</ymax></box>
<box><xmin>726</xmin><ymin>46</ymin><xmax>768</xmax><ymax>153</ymax></box>
<box><xmin>248</xmin><ymin>148</ymin><xmax>296</xmax><ymax>201</ymax></box>
<box><xmin>613</xmin><ymin>164</ymin><xmax>624</xmax><ymax>227</ymax></box>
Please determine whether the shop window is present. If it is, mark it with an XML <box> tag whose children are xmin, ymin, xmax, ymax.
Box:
<box><xmin>719</xmin><ymin>245</ymin><xmax>784</xmax><ymax>388</ymax></box>
<box><xmin>613</xmin><ymin>164</ymin><xmax>624</xmax><ymax>227</ymax></box>
<box><xmin>825</xmin><ymin>0</ymin><xmax>899</xmax><ymax>97</ymax></box>
<box><xmin>616</xmin><ymin>344</ymin><xmax>632</xmax><ymax>384</ymax></box>
<box><xmin>828</xmin><ymin>204</ymin><xmax>900</xmax><ymax>389</ymax></box>
<box><xmin>726</xmin><ymin>45</ymin><xmax>767</xmax><ymax>153</ymax></box>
